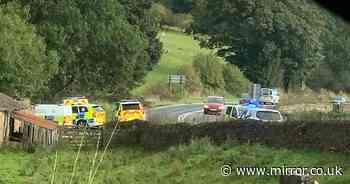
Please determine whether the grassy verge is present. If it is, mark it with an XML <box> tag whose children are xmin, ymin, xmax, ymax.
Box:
<box><xmin>1</xmin><ymin>138</ymin><xmax>349</xmax><ymax>184</ymax></box>
<box><xmin>286</xmin><ymin>111</ymin><xmax>350</xmax><ymax>121</ymax></box>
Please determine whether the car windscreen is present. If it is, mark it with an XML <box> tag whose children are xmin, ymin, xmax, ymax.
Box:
<box><xmin>261</xmin><ymin>89</ymin><xmax>272</xmax><ymax>96</ymax></box>
<box><xmin>122</xmin><ymin>103</ymin><xmax>140</xmax><ymax>110</ymax></box>
<box><xmin>256</xmin><ymin>111</ymin><xmax>281</xmax><ymax>121</ymax></box>
<box><xmin>207</xmin><ymin>97</ymin><xmax>224</xmax><ymax>103</ymax></box>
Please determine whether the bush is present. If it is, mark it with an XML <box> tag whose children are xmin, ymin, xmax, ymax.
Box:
<box><xmin>144</xmin><ymin>82</ymin><xmax>182</xmax><ymax>100</ymax></box>
<box><xmin>193</xmin><ymin>53</ymin><xmax>250</xmax><ymax>96</ymax></box>
<box><xmin>151</xmin><ymin>3</ymin><xmax>172</xmax><ymax>26</ymax></box>
<box><xmin>222</xmin><ymin>64</ymin><xmax>250</xmax><ymax>96</ymax></box>
<box><xmin>193</xmin><ymin>53</ymin><xmax>225</xmax><ymax>94</ymax></box>
<box><xmin>151</xmin><ymin>3</ymin><xmax>193</xmax><ymax>30</ymax></box>
<box><xmin>178</xmin><ymin>64</ymin><xmax>202</xmax><ymax>95</ymax></box>
<box><xmin>169</xmin><ymin>13</ymin><xmax>193</xmax><ymax>30</ymax></box>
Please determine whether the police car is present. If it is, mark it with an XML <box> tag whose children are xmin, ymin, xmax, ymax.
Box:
<box><xmin>114</xmin><ymin>99</ymin><xmax>145</xmax><ymax>122</ymax></box>
<box><xmin>225</xmin><ymin>100</ymin><xmax>284</xmax><ymax>122</ymax></box>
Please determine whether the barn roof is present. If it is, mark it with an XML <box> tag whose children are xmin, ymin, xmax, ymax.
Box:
<box><xmin>12</xmin><ymin>111</ymin><xmax>58</xmax><ymax>129</ymax></box>
<box><xmin>0</xmin><ymin>93</ymin><xmax>29</xmax><ymax>111</ymax></box>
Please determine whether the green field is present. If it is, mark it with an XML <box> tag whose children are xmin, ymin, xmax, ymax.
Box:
<box><xmin>132</xmin><ymin>30</ymin><xmax>210</xmax><ymax>97</ymax></box>
<box><xmin>1</xmin><ymin>139</ymin><xmax>349</xmax><ymax>184</ymax></box>
<box><xmin>132</xmin><ymin>30</ymin><xmax>239</xmax><ymax>105</ymax></box>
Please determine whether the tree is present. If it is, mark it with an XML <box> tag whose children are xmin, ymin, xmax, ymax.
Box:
<box><xmin>179</xmin><ymin>64</ymin><xmax>201</xmax><ymax>95</ymax></box>
<box><xmin>307</xmin><ymin>10</ymin><xmax>350</xmax><ymax>92</ymax></box>
<box><xmin>192</xmin><ymin>0</ymin><xmax>328</xmax><ymax>91</ymax></box>
<box><xmin>11</xmin><ymin>0</ymin><xmax>162</xmax><ymax>101</ymax></box>
<box><xmin>155</xmin><ymin>0</ymin><xmax>194</xmax><ymax>13</ymax></box>
<box><xmin>193</xmin><ymin>54</ymin><xmax>225</xmax><ymax>93</ymax></box>
<box><xmin>119</xmin><ymin>0</ymin><xmax>163</xmax><ymax>70</ymax></box>
<box><xmin>0</xmin><ymin>3</ymin><xmax>58</xmax><ymax>98</ymax></box>
<box><xmin>222</xmin><ymin>64</ymin><xmax>250</xmax><ymax>96</ymax></box>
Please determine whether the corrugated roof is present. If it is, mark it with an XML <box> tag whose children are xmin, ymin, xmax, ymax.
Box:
<box><xmin>12</xmin><ymin>111</ymin><xmax>58</xmax><ymax>129</ymax></box>
<box><xmin>0</xmin><ymin>93</ymin><xmax>29</xmax><ymax>111</ymax></box>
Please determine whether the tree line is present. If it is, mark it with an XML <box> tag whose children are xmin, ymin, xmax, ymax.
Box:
<box><xmin>0</xmin><ymin>0</ymin><xmax>162</xmax><ymax>102</ymax></box>
<box><xmin>160</xmin><ymin>0</ymin><xmax>350</xmax><ymax>93</ymax></box>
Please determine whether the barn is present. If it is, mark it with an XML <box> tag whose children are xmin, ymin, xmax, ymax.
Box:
<box><xmin>0</xmin><ymin>93</ymin><xmax>58</xmax><ymax>147</ymax></box>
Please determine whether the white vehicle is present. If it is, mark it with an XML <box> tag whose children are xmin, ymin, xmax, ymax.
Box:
<box><xmin>225</xmin><ymin>105</ymin><xmax>246</xmax><ymax>120</ymax></box>
<box><xmin>259</xmin><ymin>88</ymin><xmax>280</xmax><ymax>105</ymax></box>
<box><xmin>225</xmin><ymin>105</ymin><xmax>284</xmax><ymax>122</ymax></box>
<box><xmin>240</xmin><ymin>108</ymin><xmax>284</xmax><ymax>122</ymax></box>
<box><xmin>34</xmin><ymin>104</ymin><xmax>73</xmax><ymax>125</ymax></box>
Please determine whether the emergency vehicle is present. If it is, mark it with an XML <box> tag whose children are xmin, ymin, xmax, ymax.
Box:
<box><xmin>225</xmin><ymin>100</ymin><xmax>284</xmax><ymax>122</ymax></box>
<box><xmin>114</xmin><ymin>99</ymin><xmax>145</xmax><ymax>122</ymax></box>
<box><xmin>63</xmin><ymin>97</ymin><xmax>97</xmax><ymax>128</ymax></box>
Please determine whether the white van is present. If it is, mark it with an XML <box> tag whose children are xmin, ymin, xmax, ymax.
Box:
<box><xmin>34</xmin><ymin>104</ymin><xmax>73</xmax><ymax>125</ymax></box>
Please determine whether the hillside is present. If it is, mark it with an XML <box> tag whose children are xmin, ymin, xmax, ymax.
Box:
<box><xmin>132</xmin><ymin>30</ymin><xmax>210</xmax><ymax>98</ymax></box>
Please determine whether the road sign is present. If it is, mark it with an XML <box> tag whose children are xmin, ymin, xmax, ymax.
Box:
<box><xmin>168</xmin><ymin>75</ymin><xmax>186</xmax><ymax>83</ymax></box>
<box><xmin>168</xmin><ymin>74</ymin><xmax>186</xmax><ymax>96</ymax></box>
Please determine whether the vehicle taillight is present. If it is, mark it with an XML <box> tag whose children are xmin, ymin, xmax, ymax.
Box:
<box><xmin>219</xmin><ymin>105</ymin><xmax>225</xmax><ymax>110</ymax></box>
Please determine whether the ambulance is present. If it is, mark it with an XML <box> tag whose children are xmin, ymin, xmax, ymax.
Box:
<box><xmin>63</xmin><ymin>97</ymin><xmax>97</xmax><ymax>127</ymax></box>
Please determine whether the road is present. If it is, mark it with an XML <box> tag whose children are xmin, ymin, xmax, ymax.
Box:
<box><xmin>146</xmin><ymin>103</ymin><xmax>226</xmax><ymax>124</ymax></box>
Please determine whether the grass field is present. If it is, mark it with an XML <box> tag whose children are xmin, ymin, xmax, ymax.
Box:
<box><xmin>132</xmin><ymin>30</ymin><xmax>211</xmax><ymax>101</ymax></box>
<box><xmin>1</xmin><ymin>138</ymin><xmax>349</xmax><ymax>184</ymax></box>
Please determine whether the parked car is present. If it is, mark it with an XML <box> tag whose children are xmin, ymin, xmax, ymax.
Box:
<box><xmin>114</xmin><ymin>99</ymin><xmax>145</xmax><ymax>122</ymax></box>
<box><xmin>240</xmin><ymin>107</ymin><xmax>284</xmax><ymax>122</ymax></box>
<box><xmin>203</xmin><ymin>96</ymin><xmax>225</xmax><ymax>115</ymax></box>
<box><xmin>224</xmin><ymin>105</ymin><xmax>245</xmax><ymax>120</ymax></box>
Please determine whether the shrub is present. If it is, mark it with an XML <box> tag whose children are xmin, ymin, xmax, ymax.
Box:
<box><xmin>178</xmin><ymin>64</ymin><xmax>202</xmax><ymax>95</ymax></box>
<box><xmin>169</xmin><ymin>13</ymin><xmax>193</xmax><ymax>30</ymax></box>
<box><xmin>193</xmin><ymin>53</ymin><xmax>225</xmax><ymax>94</ymax></box>
<box><xmin>193</xmin><ymin>53</ymin><xmax>250</xmax><ymax>96</ymax></box>
<box><xmin>151</xmin><ymin>3</ymin><xmax>172</xmax><ymax>26</ymax></box>
<box><xmin>222</xmin><ymin>64</ymin><xmax>250</xmax><ymax>96</ymax></box>
<box><xmin>151</xmin><ymin>3</ymin><xmax>193</xmax><ymax>31</ymax></box>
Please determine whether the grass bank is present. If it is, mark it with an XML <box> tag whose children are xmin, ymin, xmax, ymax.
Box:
<box><xmin>132</xmin><ymin>30</ymin><xmax>214</xmax><ymax>105</ymax></box>
<box><xmin>1</xmin><ymin>138</ymin><xmax>349</xmax><ymax>184</ymax></box>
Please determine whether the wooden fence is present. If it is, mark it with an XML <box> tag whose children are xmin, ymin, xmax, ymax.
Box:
<box><xmin>58</xmin><ymin>128</ymin><xmax>103</xmax><ymax>148</ymax></box>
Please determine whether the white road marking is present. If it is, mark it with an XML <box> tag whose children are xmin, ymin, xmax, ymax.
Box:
<box><xmin>177</xmin><ymin>110</ymin><xmax>202</xmax><ymax>123</ymax></box>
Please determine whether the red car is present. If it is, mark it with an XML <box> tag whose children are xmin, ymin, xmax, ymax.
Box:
<box><xmin>203</xmin><ymin>96</ymin><xmax>225</xmax><ymax>115</ymax></box>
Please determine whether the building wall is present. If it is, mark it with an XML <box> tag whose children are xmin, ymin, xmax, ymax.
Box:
<box><xmin>0</xmin><ymin>111</ymin><xmax>5</xmax><ymax>145</ymax></box>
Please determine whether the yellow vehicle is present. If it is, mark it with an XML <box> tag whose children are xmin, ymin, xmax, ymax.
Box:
<box><xmin>63</xmin><ymin>97</ymin><xmax>97</xmax><ymax>127</ymax></box>
<box><xmin>91</xmin><ymin>104</ymin><xmax>107</xmax><ymax>126</ymax></box>
<box><xmin>114</xmin><ymin>99</ymin><xmax>145</xmax><ymax>122</ymax></box>
<box><xmin>63</xmin><ymin>97</ymin><xmax>89</xmax><ymax>106</ymax></box>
